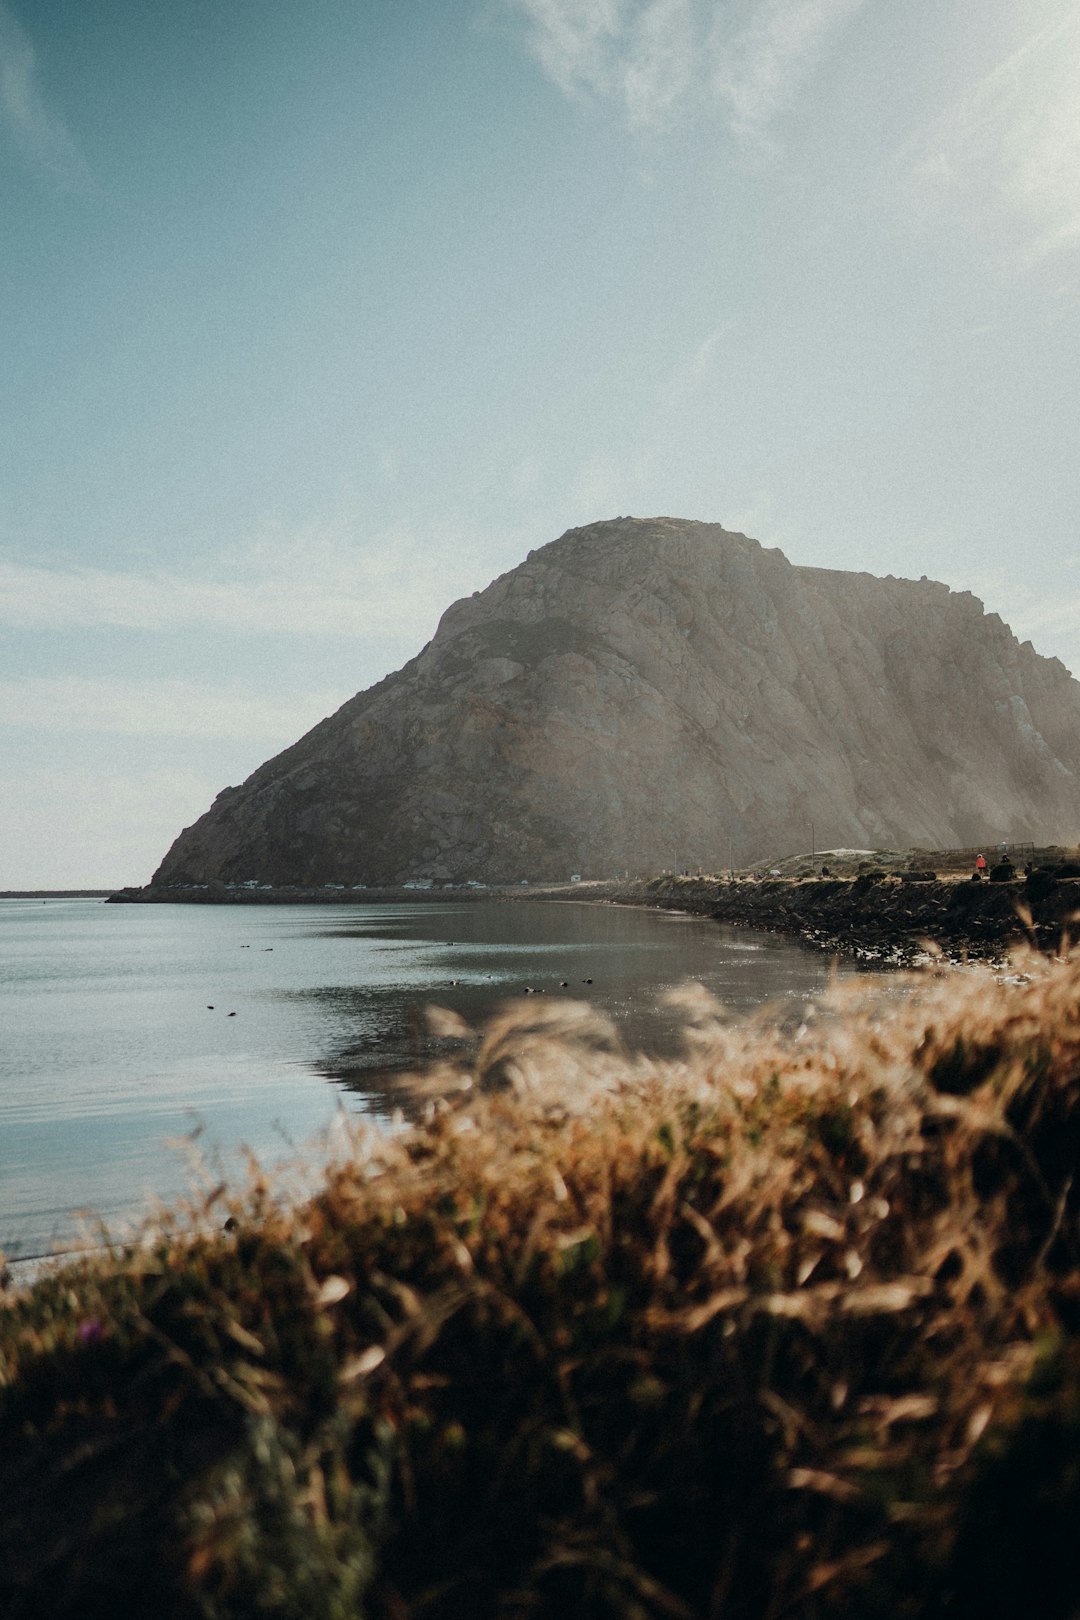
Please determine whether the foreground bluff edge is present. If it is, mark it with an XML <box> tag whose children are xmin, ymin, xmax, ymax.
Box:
<box><xmin>152</xmin><ymin>517</ymin><xmax>1080</xmax><ymax>887</ymax></box>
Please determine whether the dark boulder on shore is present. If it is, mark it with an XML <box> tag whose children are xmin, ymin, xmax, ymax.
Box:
<box><xmin>151</xmin><ymin>517</ymin><xmax>1080</xmax><ymax>888</ymax></box>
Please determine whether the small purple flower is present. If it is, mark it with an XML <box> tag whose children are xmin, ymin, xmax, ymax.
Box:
<box><xmin>77</xmin><ymin>1317</ymin><xmax>104</xmax><ymax>1344</ymax></box>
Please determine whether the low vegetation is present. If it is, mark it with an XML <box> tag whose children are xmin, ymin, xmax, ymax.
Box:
<box><xmin>3</xmin><ymin>946</ymin><xmax>1080</xmax><ymax>1617</ymax></box>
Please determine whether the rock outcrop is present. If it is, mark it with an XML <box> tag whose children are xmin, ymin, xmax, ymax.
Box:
<box><xmin>151</xmin><ymin>518</ymin><xmax>1080</xmax><ymax>886</ymax></box>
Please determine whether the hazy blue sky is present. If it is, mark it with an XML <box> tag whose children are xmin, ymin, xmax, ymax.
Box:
<box><xmin>2</xmin><ymin>0</ymin><xmax>1078</xmax><ymax>884</ymax></box>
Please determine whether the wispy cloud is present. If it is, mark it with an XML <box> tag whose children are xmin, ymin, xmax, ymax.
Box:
<box><xmin>708</xmin><ymin>0</ymin><xmax>865</xmax><ymax>144</ymax></box>
<box><xmin>0</xmin><ymin>2</ymin><xmax>91</xmax><ymax>188</ymax></box>
<box><xmin>899</xmin><ymin>11</ymin><xmax>1080</xmax><ymax>271</ymax></box>
<box><xmin>509</xmin><ymin>0</ymin><xmax>627</xmax><ymax>104</ymax></box>
<box><xmin>0</xmin><ymin>522</ymin><xmax>488</xmax><ymax>637</ymax></box>
<box><xmin>507</xmin><ymin>0</ymin><xmax>866</xmax><ymax>136</ymax></box>
<box><xmin>0</xmin><ymin>675</ymin><xmax>346</xmax><ymax>740</ymax></box>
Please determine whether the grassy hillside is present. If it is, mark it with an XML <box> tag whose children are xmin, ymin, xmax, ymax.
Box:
<box><xmin>3</xmin><ymin>949</ymin><xmax>1080</xmax><ymax>1617</ymax></box>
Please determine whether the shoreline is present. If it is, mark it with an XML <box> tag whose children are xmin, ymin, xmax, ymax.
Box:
<box><xmin>1</xmin><ymin>890</ymin><xmax>117</xmax><ymax>900</ymax></box>
<box><xmin>605</xmin><ymin>871</ymin><xmax>1080</xmax><ymax>962</ymax></box>
<box><xmin>107</xmin><ymin>870</ymin><xmax>1080</xmax><ymax>962</ymax></box>
<box><xmin>106</xmin><ymin>882</ymin><xmax>502</xmax><ymax>905</ymax></box>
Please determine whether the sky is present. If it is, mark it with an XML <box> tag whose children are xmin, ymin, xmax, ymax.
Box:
<box><xmin>1</xmin><ymin>0</ymin><xmax>1078</xmax><ymax>885</ymax></box>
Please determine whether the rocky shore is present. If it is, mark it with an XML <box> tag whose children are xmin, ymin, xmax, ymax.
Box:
<box><xmin>612</xmin><ymin>869</ymin><xmax>1080</xmax><ymax>961</ymax></box>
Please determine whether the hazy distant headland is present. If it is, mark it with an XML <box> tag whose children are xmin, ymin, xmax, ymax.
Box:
<box><xmin>1</xmin><ymin>891</ymin><xmax>116</xmax><ymax>899</ymax></box>
<box><xmin>149</xmin><ymin>517</ymin><xmax>1080</xmax><ymax>890</ymax></box>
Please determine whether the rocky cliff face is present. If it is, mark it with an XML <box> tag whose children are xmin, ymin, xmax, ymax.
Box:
<box><xmin>152</xmin><ymin>518</ymin><xmax>1080</xmax><ymax>885</ymax></box>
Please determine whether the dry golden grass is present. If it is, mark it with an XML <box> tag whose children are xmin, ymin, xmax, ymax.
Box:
<box><xmin>3</xmin><ymin>947</ymin><xmax>1080</xmax><ymax>1617</ymax></box>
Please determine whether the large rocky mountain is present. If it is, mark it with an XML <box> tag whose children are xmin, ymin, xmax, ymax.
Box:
<box><xmin>152</xmin><ymin>517</ymin><xmax>1080</xmax><ymax>886</ymax></box>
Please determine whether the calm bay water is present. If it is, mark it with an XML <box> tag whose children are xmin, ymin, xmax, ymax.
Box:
<box><xmin>1</xmin><ymin>897</ymin><xmax>849</xmax><ymax>1260</ymax></box>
